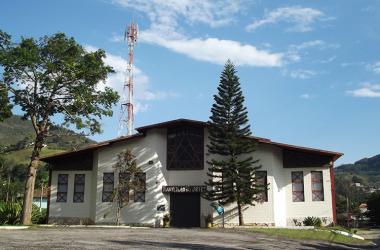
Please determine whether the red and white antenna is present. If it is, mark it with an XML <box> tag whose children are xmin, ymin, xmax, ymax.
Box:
<box><xmin>119</xmin><ymin>22</ymin><xmax>138</xmax><ymax>136</ymax></box>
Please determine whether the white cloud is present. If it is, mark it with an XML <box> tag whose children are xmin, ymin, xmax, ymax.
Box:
<box><xmin>112</xmin><ymin>0</ymin><xmax>243</xmax><ymax>28</ymax></box>
<box><xmin>111</xmin><ymin>0</ymin><xmax>282</xmax><ymax>67</ymax></box>
<box><xmin>300</xmin><ymin>93</ymin><xmax>310</xmax><ymax>99</ymax></box>
<box><xmin>140</xmin><ymin>30</ymin><xmax>283</xmax><ymax>67</ymax></box>
<box><xmin>341</xmin><ymin>61</ymin><xmax>366</xmax><ymax>67</ymax></box>
<box><xmin>289</xmin><ymin>40</ymin><xmax>340</xmax><ymax>51</ymax></box>
<box><xmin>347</xmin><ymin>83</ymin><xmax>380</xmax><ymax>98</ymax></box>
<box><xmin>368</xmin><ymin>61</ymin><xmax>380</xmax><ymax>74</ymax></box>
<box><xmin>246</xmin><ymin>6</ymin><xmax>325</xmax><ymax>32</ymax></box>
<box><xmin>84</xmin><ymin>45</ymin><xmax>178</xmax><ymax>113</ymax></box>
<box><xmin>286</xmin><ymin>40</ymin><xmax>340</xmax><ymax>63</ymax></box>
<box><xmin>287</xmin><ymin>69</ymin><xmax>317</xmax><ymax>79</ymax></box>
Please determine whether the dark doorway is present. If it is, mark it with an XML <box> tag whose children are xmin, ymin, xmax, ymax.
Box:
<box><xmin>170</xmin><ymin>193</ymin><xmax>200</xmax><ymax>227</ymax></box>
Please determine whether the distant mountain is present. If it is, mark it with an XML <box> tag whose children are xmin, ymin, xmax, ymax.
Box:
<box><xmin>336</xmin><ymin>154</ymin><xmax>380</xmax><ymax>176</ymax></box>
<box><xmin>0</xmin><ymin>115</ymin><xmax>96</xmax><ymax>151</ymax></box>
<box><xmin>335</xmin><ymin>154</ymin><xmax>380</xmax><ymax>214</ymax></box>
<box><xmin>0</xmin><ymin>115</ymin><xmax>97</xmax><ymax>201</ymax></box>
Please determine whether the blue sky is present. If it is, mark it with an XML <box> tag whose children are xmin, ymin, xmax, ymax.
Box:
<box><xmin>1</xmin><ymin>0</ymin><xmax>380</xmax><ymax>165</ymax></box>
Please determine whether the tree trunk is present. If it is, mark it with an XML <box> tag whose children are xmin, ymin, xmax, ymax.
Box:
<box><xmin>6</xmin><ymin>175</ymin><xmax>10</xmax><ymax>203</ymax></box>
<box><xmin>237</xmin><ymin>200</ymin><xmax>244</xmax><ymax>226</ymax></box>
<box><xmin>21</xmin><ymin>134</ymin><xmax>43</xmax><ymax>225</ymax></box>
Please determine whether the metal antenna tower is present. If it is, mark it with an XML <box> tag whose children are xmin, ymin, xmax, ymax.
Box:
<box><xmin>119</xmin><ymin>22</ymin><xmax>138</xmax><ymax>136</ymax></box>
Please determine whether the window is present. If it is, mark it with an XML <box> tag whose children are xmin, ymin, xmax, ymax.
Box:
<box><xmin>311</xmin><ymin>171</ymin><xmax>324</xmax><ymax>201</ymax></box>
<box><xmin>256</xmin><ymin>171</ymin><xmax>268</xmax><ymax>202</ymax></box>
<box><xmin>119</xmin><ymin>172</ymin><xmax>130</xmax><ymax>203</ymax></box>
<box><xmin>134</xmin><ymin>172</ymin><xmax>146</xmax><ymax>202</ymax></box>
<box><xmin>57</xmin><ymin>174</ymin><xmax>68</xmax><ymax>202</ymax></box>
<box><xmin>102</xmin><ymin>173</ymin><xmax>114</xmax><ymax>202</ymax></box>
<box><xmin>291</xmin><ymin>171</ymin><xmax>304</xmax><ymax>202</ymax></box>
<box><xmin>73</xmin><ymin>174</ymin><xmax>85</xmax><ymax>203</ymax></box>
<box><xmin>167</xmin><ymin>125</ymin><xmax>204</xmax><ymax>170</ymax></box>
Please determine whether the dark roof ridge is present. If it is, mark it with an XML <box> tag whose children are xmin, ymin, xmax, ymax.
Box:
<box><xmin>40</xmin><ymin>118</ymin><xmax>343</xmax><ymax>162</ymax></box>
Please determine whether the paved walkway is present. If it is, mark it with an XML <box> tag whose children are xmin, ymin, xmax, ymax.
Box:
<box><xmin>0</xmin><ymin>228</ymin><xmax>374</xmax><ymax>249</ymax></box>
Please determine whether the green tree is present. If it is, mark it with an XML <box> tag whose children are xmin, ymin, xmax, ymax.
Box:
<box><xmin>0</xmin><ymin>30</ymin><xmax>119</xmax><ymax>224</ymax></box>
<box><xmin>112</xmin><ymin>149</ymin><xmax>144</xmax><ymax>225</ymax></box>
<box><xmin>204</xmin><ymin>60</ymin><xmax>263</xmax><ymax>226</ymax></box>
<box><xmin>367</xmin><ymin>192</ymin><xmax>380</xmax><ymax>225</ymax></box>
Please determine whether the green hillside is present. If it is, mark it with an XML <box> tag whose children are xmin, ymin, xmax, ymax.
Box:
<box><xmin>0</xmin><ymin>115</ymin><xmax>96</xmax><ymax>150</ymax></box>
<box><xmin>0</xmin><ymin>115</ymin><xmax>97</xmax><ymax>202</ymax></box>
<box><xmin>334</xmin><ymin>154</ymin><xmax>380</xmax><ymax>215</ymax></box>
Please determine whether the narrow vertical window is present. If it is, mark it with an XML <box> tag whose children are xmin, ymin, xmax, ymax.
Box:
<box><xmin>73</xmin><ymin>174</ymin><xmax>85</xmax><ymax>203</ymax></box>
<box><xmin>119</xmin><ymin>172</ymin><xmax>130</xmax><ymax>202</ymax></box>
<box><xmin>57</xmin><ymin>174</ymin><xmax>68</xmax><ymax>202</ymax></box>
<box><xmin>102</xmin><ymin>172</ymin><xmax>114</xmax><ymax>202</ymax></box>
<box><xmin>311</xmin><ymin>171</ymin><xmax>324</xmax><ymax>201</ymax></box>
<box><xmin>134</xmin><ymin>172</ymin><xmax>146</xmax><ymax>202</ymax></box>
<box><xmin>291</xmin><ymin>171</ymin><xmax>304</xmax><ymax>202</ymax></box>
<box><xmin>256</xmin><ymin>171</ymin><xmax>268</xmax><ymax>202</ymax></box>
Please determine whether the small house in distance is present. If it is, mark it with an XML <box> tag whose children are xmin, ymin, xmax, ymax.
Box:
<box><xmin>41</xmin><ymin>119</ymin><xmax>342</xmax><ymax>227</ymax></box>
<box><xmin>33</xmin><ymin>188</ymin><xmax>48</xmax><ymax>209</ymax></box>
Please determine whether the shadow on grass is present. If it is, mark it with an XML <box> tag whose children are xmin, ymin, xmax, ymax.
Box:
<box><xmin>107</xmin><ymin>240</ymin><xmax>240</xmax><ymax>250</ymax></box>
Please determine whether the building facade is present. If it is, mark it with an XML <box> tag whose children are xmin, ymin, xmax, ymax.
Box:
<box><xmin>41</xmin><ymin>119</ymin><xmax>342</xmax><ymax>227</ymax></box>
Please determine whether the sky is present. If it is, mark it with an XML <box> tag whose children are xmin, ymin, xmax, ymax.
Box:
<box><xmin>1</xmin><ymin>0</ymin><xmax>380</xmax><ymax>166</ymax></box>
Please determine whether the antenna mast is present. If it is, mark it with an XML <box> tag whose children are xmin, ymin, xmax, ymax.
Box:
<box><xmin>119</xmin><ymin>22</ymin><xmax>138</xmax><ymax>136</ymax></box>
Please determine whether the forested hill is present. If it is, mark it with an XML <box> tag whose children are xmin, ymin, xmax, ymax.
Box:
<box><xmin>335</xmin><ymin>154</ymin><xmax>380</xmax><ymax>214</ymax></box>
<box><xmin>0</xmin><ymin>115</ymin><xmax>96</xmax><ymax>151</ymax></box>
<box><xmin>0</xmin><ymin>115</ymin><xmax>97</xmax><ymax>201</ymax></box>
<box><xmin>335</xmin><ymin>154</ymin><xmax>380</xmax><ymax>187</ymax></box>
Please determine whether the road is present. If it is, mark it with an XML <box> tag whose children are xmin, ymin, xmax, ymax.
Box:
<box><xmin>0</xmin><ymin>227</ymin><xmax>374</xmax><ymax>250</ymax></box>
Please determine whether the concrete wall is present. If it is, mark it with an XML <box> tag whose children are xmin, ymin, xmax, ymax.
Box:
<box><xmin>284</xmin><ymin>167</ymin><xmax>333</xmax><ymax>226</ymax></box>
<box><xmin>93</xmin><ymin>127</ymin><xmax>210</xmax><ymax>226</ymax></box>
<box><xmin>213</xmin><ymin>144</ymin><xmax>280</xmax><ymax>226</ymax></box>
<box><xmin>49</xmin><ymin>126</ymin><xmax>334</xmax><ymax>227</ymax></box>
<box><xmin>209</xmin><ymin>143</ymin><xmax>333</xmax><ymax>227</ymax></box>
<box><xmin>49</xmin><ymin>170</ymin><xmax>93</xmax><ymax>224</ymax></box>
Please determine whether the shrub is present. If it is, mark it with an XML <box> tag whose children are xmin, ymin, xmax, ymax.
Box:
<box><xmin>31</xmin><ymin>204</ymin><xmax>47</xmax><ymax>224</ymax></box>
<box><xmin>0</xmin><ymin>202</ymin><xmax>22</xmax><ymax>225</ymax></box>
<box><xmin>303</xmin><ymin>216</ymin><xmax>322</xmax><ymax>227</ymax></box>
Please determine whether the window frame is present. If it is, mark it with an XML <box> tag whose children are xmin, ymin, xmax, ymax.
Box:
<box><xmin>73</xmin><ymin>174</ymin><xmax>85</xmax><ymax>203</ymax></box>
<box><xmin>311</xmin><ymin>171</ymin><xmax>324</xmax><ymax>201</ymax></box>
<box><xmin>56</xmin><ymin>174</ymin><xmax>68</xmax><ymax>203</ymax></box>
<box><xmin>256</xmin><ymin>171</ymin><xmax>268</xmax><ymax>202</ymax></box>
<box><xmin>166</xmin><ymin>125</ymin><xmax>204</xmax><ymax>170</ymax></box>
<box><xmin>291</xmin><ymin>171</ymin><xmax>305</xmax><ymax>202</ymax></box>
<box><xmin>119</xmin><ymin>172</ymin><xmax>130</xmax><ymax>203</ymax></box>
<box><xmin>134</xmin><ymin>172</ymin><xmax>146</xmax><ymax>202</ymax></box>
<box><xmin>102</xmin><ymin>172</ymin><xmax>114</xmax><ymax>202</ymax></box>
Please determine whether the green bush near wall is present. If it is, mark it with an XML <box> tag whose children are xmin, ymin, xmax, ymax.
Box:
<box><xmin>0</xmin><ymin>202</ymin><xmax>47</xmax><ymax>225</ymax></box>
<box><xmin>31</xmin><ymin>204</ymin><xmax>47</xmax><ymax>224</ymax></box>
<box><xmin>303</xmin><ymin>216</ymin><xmax>322</xmax><ymax>227</ymax></box>
<box><xmin>0</xmin><ymin>202</ymin><xmax>22</xmax><ymax>225</ymax></box>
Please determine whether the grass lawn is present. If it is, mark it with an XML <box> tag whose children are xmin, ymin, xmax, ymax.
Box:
<box><xmin>245</xmin><ymin>228</ymin><xmax>369</xmax><ymax>245</ymax></box>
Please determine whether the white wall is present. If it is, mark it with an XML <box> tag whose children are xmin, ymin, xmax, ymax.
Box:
<box><xmin>212</xmin><ymin>144</ymin><xmax>280</xmax><ymax>226</ymax></box>
<box><xmin>284</xmin><ymin>167</ymin><xmax>333</xmax><ymax>226</ymax></box>
<box><xmin>94</xmin><ymin>128</ymin><xmax>168</xmax><ymax>226</ymax></box>
<box><xmin>49</xmin><ymin>126</ymin><xmax>334</xmax><ymax>227</ymax></box>
<box><xmin>49</xmin><ymin>170</ymin><xmax>93</xmax><ymax>220</ymax></box>
<box><xmin>94</xmin><ymin>127</ymin><xmax>211</xmax><ymax>226</ymax></box>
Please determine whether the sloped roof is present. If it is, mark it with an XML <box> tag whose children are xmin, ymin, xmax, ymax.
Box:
<box><xmin>40</xmin><ymin>118</ymin><xmax>343</xmax><ymax>162</ymax></box>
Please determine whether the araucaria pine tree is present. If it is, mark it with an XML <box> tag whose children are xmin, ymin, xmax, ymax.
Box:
<box><xmin>204</xmin><ymin>60</ymin><xmax>264</xmax><ymax>226</ymax></box>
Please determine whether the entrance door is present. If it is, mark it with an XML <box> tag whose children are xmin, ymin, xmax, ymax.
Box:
<box><xmin>170</xmin><ymin>193</ymin><xmax>200</xmax><ymax>227</ymax></box>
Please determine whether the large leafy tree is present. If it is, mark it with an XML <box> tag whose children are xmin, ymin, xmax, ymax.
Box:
<box><xmin>204</xmin><ymin>60</ymin><xmax>263</xmax><ymax>226</ymax></box>
<box><xmin>0</xmin><ymin>31</ymin><xmax>119</xmax><ymax>224</ymax></box>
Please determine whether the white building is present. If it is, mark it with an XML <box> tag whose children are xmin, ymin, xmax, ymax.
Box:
<box><xmin>41</xmin><ymin>119</ymin><xmax>342</xmax><ymax>227</ymax></box>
